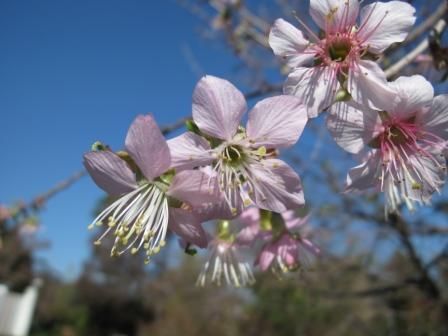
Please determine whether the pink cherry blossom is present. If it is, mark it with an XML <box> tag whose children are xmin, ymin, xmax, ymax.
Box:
<box><xmin>254</xmin><ymin>212</ymin><xmax>320</xmax><ymax>273</ymax></box>
<box><xmin>327</xmin><ymin>75</ymin><xmax>448</xmax><ymax>213</ymax></box>
<box><xmin>168</xmin><ymin>75</ymin><xmax>308</xmax><ymax>214</ymax></box>
<box><xmin>269</xmin><ymin>0</ymin><xmax>416</xmax><ymax>117</ymax></box>
<box><xmin>83</xmin><ymin>115</ymin><xmax>221</xmax><ymax>262</ymax></box>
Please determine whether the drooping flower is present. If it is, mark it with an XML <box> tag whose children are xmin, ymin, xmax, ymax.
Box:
<box><xmin>327</xmin><ymin>75</ymin><xmax>448</xmax><ymax>213</ymax></box>
<box><xmin>84</xmin><ymin>115</ymin><xmax>220</xmax><ymax>263</ymax></box>
<box><xmin>196</xmin><ymin>221</ymin><xmax>255</xmax><ymax>287</ymax></box>
<box><xmin>252</xmin><ymin>211</ymin><xmax>320</xmax><ymax>274</ymax></box>
<box><xmin>269</xmin><ymin>0</ymin><xmax>416</xmax><ymax>117</ymax></box>
<box><xmin>168</xmin><ymin>75</ymin><xmax>308</xmax><ymax>214</ymax></box>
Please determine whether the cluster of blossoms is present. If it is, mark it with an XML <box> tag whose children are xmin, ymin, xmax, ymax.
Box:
<box><xmin>83</xmin><ymin>0</ymin><xmax>448</xmax><ymax>286</ymax></box>
<box><xmin>84</xmin><ymin>75</ymin><xmax>315</xmax><ymax>285</ymax></box>
<box><xmin>269</xmin><ymin>0</ymin><xmax>448</xmax><ymax>214</ymax></box>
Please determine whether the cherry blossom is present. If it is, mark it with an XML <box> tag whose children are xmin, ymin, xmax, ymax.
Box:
<box><xmin>327</xmin><ymin>75</ymin><xmax>448</xmax><ymax>213</ymax></box>
<box><xmin>84</xmin><ymin>115</ymin><xmax>220</xmax><ymax>263</ymax></box>
<box><xmin>269</xmin><ymin>0</ymin><xmax>416</xmax><ymax>117</ymax></box>
<box><xmin>168</xmin><ymin>75</ymin><xmax>308</xmax><ymax>214</ymax></box>
<box><xmin>196</xmin><ymin>221</ymin><xmax>255</xmax><ymax>287</ymax></box>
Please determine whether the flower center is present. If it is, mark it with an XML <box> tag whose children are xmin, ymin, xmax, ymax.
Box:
<box><xmin>222</xmin><ymin>144</ymin><xmax>245</xmax><ymax>166</ymax></box>
<box><xmin>328</xmin><ymin>38</ymin><xmax>352</xmax><ymax>62</ymax></box>
<box><xmin>368</xmin><ymin>115</ymin><xmax>419</xmax><ymax>149</ymax></box>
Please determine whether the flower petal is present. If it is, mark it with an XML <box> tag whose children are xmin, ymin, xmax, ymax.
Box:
<box><xmin>251</xmin><ymin>159</ymin><xmax>305</xmax><ymax>213</ymax></box>
<box><xmin>357</xmin><ymin>1</ymin><xmax>416</xmax><ymax>54</ymax></box>
<box><xmin>269</xmin><ymin>19</ymin><xmax>313</xmax><ymax>68</ymax></box>
<box><xmin>389</xmin><ymin>75</ymin><xmax>434</xmax><ymax>118</ymax></box>
<box><xmin>192</xmin><ymin>75</ymin><xmax>247</xmax><ymax>140</ymax></box>
<box><xmin>256</xmin><ymin>246</ymin><xmax>276</xmax><ymax>271</ymax></box>
<box><xmin>310</xmin><ymin>0</ymin><xmax>360</xmax><ymax>33</ymax></box>
<box><xmin>348</xmin><ymin>60</ymin><xmax>397</xmax><ymax>111</ymax></box>
<box><xmin>83</xmin><ymin>151</ymin><xmax>137</xmax><ymax>196</ymax></box>
<box><xmin>345</xmin><ymin>151</ymin><xmax>380</xmax><ymax>192</ymax></box>
<box><xmin>327</xmin><ymin>101</ymin><xmax>381</xmax><ymax>154</ymax></box>
<box><xmin>282</xmin><ymin>213</ymin><xmax>309</xmax><ymax>230</ymax></box>
<box><xmin>125</xmin><ymin>115</ymin><xmax>171</xmax><ymax>181</ymax></box>
<box><xmin>284</xmin><ymin>66</ymin><xmax>340</xmax><ymax>118</ymax></box>
<box><xmin>418</xmin><ymin>94</ymin><xmax>448</xmax><ymax>140</ymax></box>
<box><xmin>167</xmin><ymin>170</ymin><xmax>221</xmax><ymax>207</ymax></box>
<box><xmin>193</xmin><ymin>199</ymin><xmax>238</xmax><ymax>222</ymax></box>
<box><xmin>169</xmin><ymin>208</ymin><xmax>208</xmax><ymax>248</ymax></box>
<box><xmin>246</xmin><ymin>95</ymin><xmax>308</xmax><ymax>148</ymax></box>
<box><xmin>236</xmin><ymin>208</ymin><xmax>262</xmax><ymax>246</ymax></box>
<box><xmin>167</xmin><ymin>132</ymin><xmax>214</xmax><ymax>171</ymax></box>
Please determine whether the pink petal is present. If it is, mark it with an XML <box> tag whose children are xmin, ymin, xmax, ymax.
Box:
<box><xmin>83</xmin><ymin>151</ymin><xmax>137</xmax><ymax>196</ymax></box>
<box><xmin>269</xmin><ymin>18</ymin><xmax>313</xmax><ymax>68</ymax></box>
<box><xmin>357</xmin><ymin>1</ymin><xmax>415</xmax><ymax>54</ymax></box>
<box><xmin>236</xmin><ymin>224</ymin><xmax>260</xmax><ymax>247</ymax></box>
<box><xmin>345</xmin><ymin>151</ymin><xmax>380</xmax><ymax>192</ymax></box>
<box><xmin>236</xmin><ymin>208</ymin><xmax>262</xmax><ymax>246</ymax></box>
<box><xmin>348</xmin><ymin>60</ymin><xmax>397</xmax><ymax>111</ymax></box>
<box><xmin>246</xmin><ymin>95</ymin><xmax>308</xmax><ymax>148</ymax></box>
<box><xmin>283</xmin><ymin>213</ymin><xmax>309</xmax><ymax>230</ymax></box>
<box><xmin>310</xmin><ymin>0</ymin><xmax>359</xmax><ymax>33</ymax></box>
<box><xmin>284</xmin><ymin>66</ymin><xmax>340</xmax><ymax>118</ymax></box>
<box><xmin>418</xmin><ymin>94</ymin><xmax>448</xmax><ymax>140</ymax></box>
<box><xmin>327</xmin><ymin>101</ymin><xmax>381</xmax><ymax>154</ymax></box>
<box><xmin>256</xmin><ymin>246</ymin><xmax>276</xmax><ymax>271</ymax></box>
<box><xmin>167</xmin><ymin>170</ymin><xmax>221</xmax><ymax>207</ymax></box>
<box><xmin>169</xmin><ymin>208</ymin><xmax>208</xmax><ymax>248</ymax></box>
<box><xmin>389</xmin><ymin>75</ymin><xmax>434</xmax><ymax>119</ymax></box>
<box><xmin>251</xmin><ymin>159</ymin><xmax>305</xmax><ymax>213</ymax></box>
<box><xmin>167</xmin><ymin>132</ymin><xmax>214</xmax><ymax>171</ymax></box>
<box><xmin>125</xmin><ymin>115</ymin><xmax>171</xmax><ymax>181</ymax></box>
<box><xmin>192</xmin><ymin>75</ymin><xmax>247</xmax><ymax>141</ymax></box>
<box><xmin>193</xmin><ymin>199</ymin><xmax>238</xmax><ymax>222</ymax></box>
<box><xmin>301</xmin><ymin>238</ymin><xmax>321</xmax><ymax>256</ymax></box>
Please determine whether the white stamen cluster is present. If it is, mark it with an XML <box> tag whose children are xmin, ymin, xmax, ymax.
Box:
<box><xmin>88</xmin><ymin>183</ymin><xmax>169</xmax><ymax>264</ymax></box>
<box><xmin>196</xmin><ymin>241</ymin><xmax>255</xmax><ymax>287</ymax></box>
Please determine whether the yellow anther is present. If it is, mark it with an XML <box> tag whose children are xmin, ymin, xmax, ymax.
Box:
<box><xmin>131</xmin><ymin>247</ymin><xmax>139</xmax><ymax>254</ymax></box>
<box><xmin>257</xmin><ymin>146</ymin><xmax>267</xmax><ymax>156</ymax></box>
<box><xmin>412</xmin><ymin>182</ymin><xmax>422</xmax><ymax>190</ymax></box>
<box><xmin>93</xmin><ymin>240</ymin><xmax>101</xmax><ymax>246</ymax></box>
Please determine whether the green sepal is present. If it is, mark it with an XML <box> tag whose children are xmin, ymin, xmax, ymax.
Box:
<box><xmin>185</xmin><ymin>120</ymin><xmax>201</xmax><ymax>135</ymax></box>
<box><xmin>334</xmin><ymin>88</ymin><xmax>351</xmax><ymax>102</ymax></box>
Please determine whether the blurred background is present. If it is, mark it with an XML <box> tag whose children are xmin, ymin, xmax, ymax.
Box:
<box><xmin>1</xmin><ymin>0</ymin><xmax>448</xmax><ymax>335</ymax></box>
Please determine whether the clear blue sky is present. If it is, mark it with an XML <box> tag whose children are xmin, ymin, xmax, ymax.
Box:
<box><xmin>0</xmin><ymin>0</ymin><xmax>243</xmax><ymax>278</ymax></box>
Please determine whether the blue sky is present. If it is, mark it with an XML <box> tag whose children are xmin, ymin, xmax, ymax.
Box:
<box><xmin>0</xmin><ymin>0</ymin><xmax>243</xmax><ymax>277</ymax></box>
